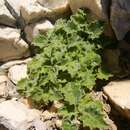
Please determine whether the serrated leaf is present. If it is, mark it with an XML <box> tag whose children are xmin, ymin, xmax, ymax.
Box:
<box><xmin>78</xmin><ymin>96</ymin><xmax>107</xmax><ymax>130</ymax></box>
<box><xmin>61</xmin><ymin>82</ymin><xmax>84</xmax><ymax>105</ymax></box>
<box><xmin>62</xmin><ymin>121</ymin><xmax>78</xmax><ymax>130</ymax></box>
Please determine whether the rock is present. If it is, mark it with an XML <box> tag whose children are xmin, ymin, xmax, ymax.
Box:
<box><xmin>32</xmin><ymin>119</ymin><xmax>50</xmax><ymax>130</ymax></box>
<box><xmin>0</xmin><ymin>26</ymin><xmax>29</xmax><ymax>62</ymax></box>
<box><xmin>0</xmin><ymin>100</ymin><xmax>40</xmax><ymax>130</ymax></box>
<box><xmin>25</xmin><ymin>20</ymin><xmax>54</xmax><ymax>42</ymax></box>
<box><xmin>68</xmin><ymin>0</ymin><xmax>109</xmax><ymax>20</ymax></box>
<box><xmin>8</xmin><ymin>64</ymin><xmax>27</xmax><ymax>84</ymax></box>
<box><xmin>41</xmin><ymin>110</ymin><xmax>57</xmax><ymax>121</ymax></box>
<box><xmin>110</xmin><ymin>0</ymin><xmax>130</xmax><ymax>40</ymax></box>
<box><xmin>103</xmin><ymin>48</ymin><xmax>121</xmax><ymax>74</ymax></box>
<box><xmin>20</xmin><ymin>0</ymin><xmax>52</xmax><ymax>24</ymax></box>
<box><xmin>0</xmin><ymin>58</ymin><xmax>32</xmax><ymax>71</ymax></box>
<box><xmin>0</xmin><ymin>75</ymin><xmax>17</xmax><ymax>98</ymax></box>
<box><xmin>0</xmin><ymin>0</ymin><xmax>16</xmax><ymax>27</ymax></box>
<box><xmin>103</xmin><ymin>80</ymin><xmax>130</xmax><ymax>118</ymax></box>
<box><xmin>37</xmin><ymin>0</ymin><xmax>69</xmax><ymax>14</ymax></box>
<box><xmin>5</xmin><ymin>0</ymin><xmax>24</xmax><ymax>17</ymax></box>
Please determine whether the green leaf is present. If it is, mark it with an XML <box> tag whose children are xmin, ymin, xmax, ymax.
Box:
<box><xmin>33</xmin><ymin>34</ymin><xmax>47</xmax><ymax>48</ymax></box>
<box><xmin>97</xmin><ymin>68</ymin><xmax>113</xmax><ymax>80</ymax></box>
<box><xmin>62</xmin><ymin>120</ymin><xmax>78</xmax><ymax>130</ymax></box>
<box><xmin>61</xmin><ymin>82</ymin><xmax>84</xmax><ymax>105</ymax></box>
<box><xmin>78</xmin><ymin>96</ymin><xmax>108</xmax><ymax>130</ymax></box>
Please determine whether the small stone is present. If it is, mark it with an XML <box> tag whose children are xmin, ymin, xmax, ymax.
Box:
<box><xmin>25</xmin><ymin>20</ymin><xmax>54</xmax><ymax>42</ymax></box>
<box><xmin>103</xmin><ymin>80</ymin><xmax>130</xmax><ymax>118</ymax></box>
<box><xmin>50</xmin><ymin>101</ymin><xmax>63</xmax><ymax>112</ymax></box>
<box><xmin>41</xmin><ymin>111</ymin><xmax>57</xmax><ymax>121</ymax></box>
<box><xmin>0</xmin><ymin>75</ymin><xmax>17</xmax><ymax>98</ymax></box>
<box><xmin>8</xmin><ymin>64</ymin><xmax>27</xmax><ymax>84</ymax></box>
<box><xmin>55</xmin><ymin>120</ymin><xmax>62</xmax><ymax>128</ymax></box>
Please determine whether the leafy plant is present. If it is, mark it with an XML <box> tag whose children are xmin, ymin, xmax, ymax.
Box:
<box><xmin>18</xmin><ymin>10</ymin><xmax>111</xmax><ymax>130</ymax></box>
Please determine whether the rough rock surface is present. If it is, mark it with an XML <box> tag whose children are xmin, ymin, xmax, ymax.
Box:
<box><xmin>0</xmin><ymin>26</ymin><xmax>29</xmax><ymax>62</ymax></box>
<box><xmin>8</xmin><ymin>64</ymin><xmax>27</xmax><ymax>84</ymax></box>
<box><xmin>21</xmin><ymin>0</ymin><xmax>52</xmax><ymax>24</ymax></box>
<box><xmin>37</xmin><ymin>0</ymin><xmax>69</xmax><ymax>13</ymax></box>
<box><xmin>110</xmin><ymin>0</ymin><xmax>130</xmax><ymax>40</ymax></box>
<box><xmin>0</xmin><ymin>0</ymin><xmax>16</xmax><ymax>27</ymax></box>
<box><xmin>25</xmin><ymin>20</ymin><xmax>54</xmax><ymax>42</ymax></box>
<box><xmin>68</xmin><ymin>0</ymin><xmax>109</xmax><ymax>20</ymax></box>
<box><xmin>103</xmin><ymin>80</ymin><xmax>130</xmax><ymax>118</ymax></box>
<box><xmin>0</xmin><ymin>75</ymin><xmax>17</xmax><ymax>98</ymax></box>
<box><xmin>0</xmin><ymin>100</ymin><xmax>40</xmax><ymax>130</ymax></box>
<box><xmin>5</xmin><ymin>0</ymin><xmax>25</xmax><ymax>17</ymax></box>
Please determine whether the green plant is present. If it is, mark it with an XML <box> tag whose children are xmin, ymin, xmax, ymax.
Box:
<box><xmin>18</xmin><ymin>10</ymin><xmax>111</xmax><ymax>130</ymax></box>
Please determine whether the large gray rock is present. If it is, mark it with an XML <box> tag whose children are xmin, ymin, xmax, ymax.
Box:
<box><xmin>103</xmin><ymin>80</ymin><xmax>130</xmax><ymax>118</ymax></box>
<box><xmin>110</xmin><ymin>0</ymin><xmax>130</xmax><ymax>40</ymax></box>
<box><xmin>0</xmin><ymin>26</ymin><xmax>29</xmax><ymax>62</ymax></box>
<box><xmin>0</xmin><ymin>100</ymin><xmax>40</xmax><ymax>130</ymax></box>
<box><xmin>25</xmin><ymin>20</ymin><xmax>54</xmax><ymax>42</ymax></box>
<box><xmin>0</xmin><ymin>0</ymin><xmax>16</xmax><ymax>27</ymax></box>
<box><xmin>68</xmin><ymin>0</ymin><xmax>109</xmax><ymax>20</ymax></box>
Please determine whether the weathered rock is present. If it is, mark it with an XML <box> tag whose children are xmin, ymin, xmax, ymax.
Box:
<box><xmin>0</xmin><ymin>100</ymin><xmax>40</xmax><ymax>130</ymax></box>
<box><xmin>0</xmin><ymin>58</ymin><xmax>32</xmax><ymax>71</ymax></box>
<box><xmin>0</xmin><ymin>26</ymin><xmax>29</xmax><ymax>62</ymax></box>
<box><xmin>5</xmin><ymin>0</ymin><xmax>24</xmax><ymax>17</ymax></box>
<box><xmin>37</xmin><ymin>0</ymin><xmax>69</xmax><ymax>14</ymax></box>
<box><xmin>8</xmin><ymin>64</ymin><xmax>27</xmax><ymax>84</ymax></box>
<box><xmin>103</xmin><ymin>80</ymin><xmax>130</xmax><ymax>118</ymax></box>
<box><xmin>32</xmin><ymin>119</ymin><xmax>50</xmax><ymax>130</ymax></box>
<box><xmin>68</xmin><ymin>0</ymin><xmax>109</xmax><ymax>20</ymax></box>
<box><xmin>0</xmin><ymin>75</ymin><xmax>17</xmax><ymax>99</ymax></box>
<box><xmin>25</xmin><ymin>20</ymin><xmax>54</xmax><ymax>42</ymax></box>
<box><xmin>110</xmin><ymin>0</ymin><xmax>130</xmax><ymax>40</ymax></box>
<box><xmin>21</xmin><ymin>0</ymin><xmax>52</xmax><ymax>24</ymax></box>
<box><xmin>0</xmin><ymin>0</ymin><xmax>16</xmax><ymax>27</ymax></box>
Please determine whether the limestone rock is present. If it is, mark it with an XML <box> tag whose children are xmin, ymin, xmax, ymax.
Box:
<box><xmin>0</xmin><ymin>75</ymin><xmax>17</xmax><ymax>98</ymax></box>
<box><xmin>103</xmin><ymin>80</ymin><xmax>130</xmax><ymax>118</ymax></box>
<box><xmin>110</xmin><ymin>0</ymin><xmax>130</xmax><ymax>40</ymax></box>
<box><xmin>20</xmin><ymin>0</ymin><xmax>52</xmax><ymax>24</ymax></box>
<box><xmin>37</xmin><ymin>0</ymin><xmax>69</xmax><ymax>14</ymax></box>
<box><xmin>8</xmin><ymin>64</ymin><xmax>27</xmax><ymax>84</ymax></box>
<box><xmin>0</xmin><ymin>58</ymin><xmax>32</xmax><ymax>71</ymax></box>
<box><xmin>5</xmin><ymin>0</ymin><xmax>25</xmax><ymax>17</ymax></box>
<box><xmin>68</xmin><ymin>0</ymin><xmax>109</xmax><ymax>20</ymax></box>
<box><xmin>0</xmin><ymin>0</ymin><xmax>16</xmax><ymax>27</ymax></box>
<box><xmin>0</xmin><ymin>100</ymin><xmax>40</xmax><ymax>130</ymax></box>
<box><xmin>0</xmin><ymin>26</ymin><xmax>29</xmax><ymax>62</ymax></box>
<box><xmin>25</xmin><ymin>20</ymin><xmax>54</xmax><ymax>42</ymax></box>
